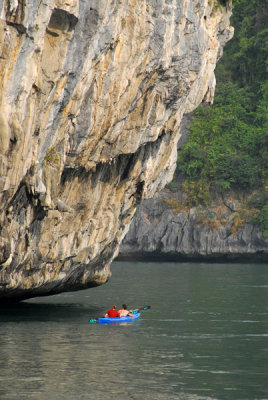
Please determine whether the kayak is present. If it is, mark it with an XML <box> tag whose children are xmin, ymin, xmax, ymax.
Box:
<box><xmin>91</xmin><ymin>312</ymin><xmax>141</xmax><ymax>324</ymax></box>
<box><xmin>89</xmin><ymin>307</ymin><xmax>150</xmax><ymax>324</ymax></box>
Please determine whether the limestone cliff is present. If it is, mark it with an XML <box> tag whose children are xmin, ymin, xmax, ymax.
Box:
<box><xmin>119</xmin><ymin>193</ymin><xmax>268</xmax><ymax>262</ymax></box>
<box><xmin>0</xmin><ymin>0</ymin><xmax>233</xmax><ymax>302</ymax></box>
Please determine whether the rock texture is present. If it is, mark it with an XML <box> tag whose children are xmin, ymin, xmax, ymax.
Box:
<box><xmin>0</xmin><ymin>0</ymin><xmax>233</xmax><ymax>302</ymax></box>
<box><xmin>119</xmin><ymin>192</ymin><xmax>268</xmax><ymax>262</ymax></box>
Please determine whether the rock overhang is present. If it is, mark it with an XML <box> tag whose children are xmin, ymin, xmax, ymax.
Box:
<box><xmin>0</xmin><ymin>0</ymin><xmax>233</xmax><ymax>302</ymax></box>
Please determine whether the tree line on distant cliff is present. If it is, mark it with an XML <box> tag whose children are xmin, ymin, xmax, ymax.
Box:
<box><xmin>173</xmin><ymin>0</ymin><xmax>268</xmax><ymax>236</ymax></box>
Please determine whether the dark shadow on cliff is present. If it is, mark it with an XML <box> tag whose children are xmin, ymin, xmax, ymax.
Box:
<box><xmin>0</xmin><ymin>301</ymin><xmax>102</xmax><ymax>323</ymax></box>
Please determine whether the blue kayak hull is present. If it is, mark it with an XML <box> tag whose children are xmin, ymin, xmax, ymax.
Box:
<box><xmin>98</xmin><ymin>313</ymin><xmax>140</xmax><ymax>324</ymax></box>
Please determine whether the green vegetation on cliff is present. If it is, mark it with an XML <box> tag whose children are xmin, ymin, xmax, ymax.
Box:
<box><xmin>176</xmin><ymin>0</ymin><xmax>268</xmax><ymax>235</ymax></box>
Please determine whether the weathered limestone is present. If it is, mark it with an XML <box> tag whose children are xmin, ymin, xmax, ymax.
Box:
<box><xmin>0</xmin><ymin>0</ymin><xmax>233</xmax><ymax>302</ymax></box>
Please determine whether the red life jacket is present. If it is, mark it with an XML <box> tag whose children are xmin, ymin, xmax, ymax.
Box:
<box><xmin>106</xmin><ymin>309</ymin><xmax>120</xmax><ymax>318</ymax></box>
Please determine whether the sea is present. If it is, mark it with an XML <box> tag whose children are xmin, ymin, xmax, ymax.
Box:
<box><xmin>0</xmin><ymin>261</ymin><xmax>267</xmax><ymax>400</ymax></box>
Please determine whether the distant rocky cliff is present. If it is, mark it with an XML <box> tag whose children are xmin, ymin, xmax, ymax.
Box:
<box><xmin>0</xmin><ymin>0</ymin><xmax>233</xmax><ymax>302</ymax></box>
<box><xmin>119</xmin><ymin>193</ymin><xmax>268</xmax><ymax>262</ymax></box>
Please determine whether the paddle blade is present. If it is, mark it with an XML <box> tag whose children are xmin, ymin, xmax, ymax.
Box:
<box><xmin>89</xmin><ymin>318</ymin><xmax>98</xmax><ymax>323</ymax></box>
<box><xmin>132</xmin><ymin>305</ymin><xmax>151</xmax><ymax>314</ymax></box>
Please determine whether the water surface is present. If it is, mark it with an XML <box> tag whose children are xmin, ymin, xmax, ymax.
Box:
<box><xmin>0</xmin><ymin>262</ymin><xmax>267</xmax><ymax>399</ymax></box>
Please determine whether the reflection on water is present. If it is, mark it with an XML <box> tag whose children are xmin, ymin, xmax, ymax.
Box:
<box><xmin>0</xmin><ymin>262</ymin><xmax>267</xmax><ymax>400</ymax></box>
<box><xmin>0</xmin><ymin>301</ymin><xmax>101</xmax><ymax>322</ymax></box>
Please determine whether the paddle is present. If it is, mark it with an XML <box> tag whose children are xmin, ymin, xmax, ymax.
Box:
<box><xmin>131</xmin><ymin>305</ymin><xmax>151</xmax><ymax>314</ymax></box>
<box><xmin>89</xmin><ymin>305</ymin><xmax>151</xmax><ymax>323</ymax></box>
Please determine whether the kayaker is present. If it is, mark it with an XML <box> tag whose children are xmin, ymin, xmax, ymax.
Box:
<box><xmin>105</xmin><ymin>304</ymin><xmax>120</xmax><ymax>318</ymax></box>
<box><xmin>118</xmin><ymin>304</ymin><xmax>133</xmax><ymax>317</ymax></box>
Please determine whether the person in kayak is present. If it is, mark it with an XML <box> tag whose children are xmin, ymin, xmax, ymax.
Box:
<box><xmin>105</xmin><ymin>304</ymin><xmax>120</xmax><ymax>318</ymax></box>
<box><xmin>118</xmin><ymin>304</ymin><xmax>133</xmax><ymax>317</ymax></box>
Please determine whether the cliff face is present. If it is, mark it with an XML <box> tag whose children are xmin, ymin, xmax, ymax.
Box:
<box><xmin>0</xmin><ymin>0</ymin><xmax>233</xmax><ymax>302</ymax></box>
<box><xmin>119</xmin><ymin>194</ymin><xmax>268</xmax><ymax>262</ymax></box>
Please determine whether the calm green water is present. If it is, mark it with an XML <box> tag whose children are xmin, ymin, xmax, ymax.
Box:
<box><xmin>0</xmin><ymin>262</ymin><xmax>267</xmax><ymax>400</ymax></box>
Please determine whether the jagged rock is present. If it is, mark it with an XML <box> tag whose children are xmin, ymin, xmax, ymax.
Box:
<box><xmin>0</xmin><ymin>0</ymin><xmax>233</xmax><ymax>302</ymax></box>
